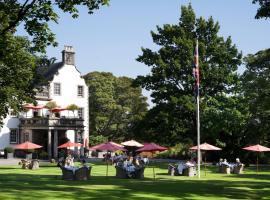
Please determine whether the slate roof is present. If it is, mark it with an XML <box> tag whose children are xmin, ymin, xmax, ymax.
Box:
<box><xmin>42</xmin><ymin>62</ymin><xmax>64</xmax><ymax>81</ymax></box>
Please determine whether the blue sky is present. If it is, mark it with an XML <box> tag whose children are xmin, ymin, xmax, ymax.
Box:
<box><xmin>44</xmin><ymin>0</ymin><xmax>270</xmax><ymax>77</ymax></box>
<box><xmin>19</xmin><ymin>0</ymin><xmax>270</xmax><ymax>105</ymax></box>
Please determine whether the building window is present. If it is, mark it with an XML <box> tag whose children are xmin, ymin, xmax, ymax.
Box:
<box><xmin>54</xmin><ymin>83</ymin><xmax>61</xmax><ymax>95</ymax></box>
<box><xmin>10</xmin><ymin>129</ymin><xmax>18</xmax><ymax>144</ymax></box>
<box><xmin>77</xmin><ymin>85</ymin><xmax>84</xmax><ymax>97</ymax></box>
<box><xmin>78</xmin><ymin>108</ymin><xmax>84</xmax><ymax>119</ymax></box>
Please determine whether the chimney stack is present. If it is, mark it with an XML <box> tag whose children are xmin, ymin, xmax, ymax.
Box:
<box><xmin>62</xmin><ymin>45</ymin><xmax>75</xmax><ymax>65</ymax></box>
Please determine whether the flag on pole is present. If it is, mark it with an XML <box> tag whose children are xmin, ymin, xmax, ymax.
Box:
<box><xmin>193</xmin><ymin>40</ymin><xmax>199</xmax><ymax>97</ymax></box>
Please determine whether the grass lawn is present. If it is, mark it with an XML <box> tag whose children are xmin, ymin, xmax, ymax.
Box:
<box><xmin>0</xmin><ymin>162</ymin><xmax>270</xmax><ymax>200</ymax></box>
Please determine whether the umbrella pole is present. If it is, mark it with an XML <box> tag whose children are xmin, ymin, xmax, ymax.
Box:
<box><xmin>152</xmin><ymin>152</ymin><xmax>155</xmax><ymax>180</ymax></box>
<box><xmin>106</xmin><ymin>151</ymin><xmax>109</xmax><ymax>177</ymax></box>
<box><xmin>204</xmin><ymin>153</ymin><xmax>206</xmax><ymax>176</ymax></box>
<box><xmin>257</xmin><ymin>153</ymin><xmax>258</xmax><ymax>175</ymax></box>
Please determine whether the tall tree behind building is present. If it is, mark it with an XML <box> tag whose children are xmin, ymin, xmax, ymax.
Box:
<box><xmin>84</xmin><ymin>72</ymin><xmax>148</xmax><ymax>142</ymax></box>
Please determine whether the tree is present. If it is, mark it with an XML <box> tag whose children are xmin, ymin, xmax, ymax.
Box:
<box><xmin>0</xmin><ymin>35</ymin><xmax>37</xmax><ymax>125</ymax></box>
<box><xmin>134</xmin><ymin>5</ymin><xmax>242</xmax><ymax>146</ymax></box>
<box><xmin>84</xmin><ymin>72</ymin><xmax>148</xmax><ymax>142</ymax></box>
<box><xmin>0</xmin><ymin>0</ymin><xmax>108</xmax><ymax>124</ymax></box>
<box><xmin>241</xmin><ymin>49</ymin><xmax>270</xmax><ymax>146</ymax></box>
<box><xmin>252</xmin><ymin>0</ymin><xmax>270</xmax><ymax>19</ymax></box>
<box><xmin>0</xmin><ymin>0</ymin><xmax>109</xmax><ymax>52</ymax></box>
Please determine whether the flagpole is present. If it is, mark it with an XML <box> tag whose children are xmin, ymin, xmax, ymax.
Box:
<box><xmin>197</xmin><ymin>91</ymin><xmax>201</xmax><ymax>179</ymax></box>
<box><xmin>195</xmin><ymin>39</ymin><xmax>201</xmax><ymax>179</ymax></box>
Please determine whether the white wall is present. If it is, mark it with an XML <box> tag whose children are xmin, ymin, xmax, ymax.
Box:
<box><xmin>0</xmin><ymin>59</ymin><xmax>89</xmax><ymax>150</ymax></box>
<box><xmin>0</xmin><ymin>115</ymin><xmax>20</xmax><ymax>149</ymax></box>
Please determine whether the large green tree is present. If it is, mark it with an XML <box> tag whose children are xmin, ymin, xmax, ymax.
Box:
<box><xmin>252</xmin><ymin>0</ymin><xmax>270</xmax><ymax>19</ymax></box>
<box><xmin>0</xmin><ymin>0</ymin><xmax>108</xmax><ymax>124</ymax></box>
<box><xmin>84</xmin><ymin>72</ymin><xmax>148</xmax><ymax>142</ymax></box>
<box><xmin>241</xmin><ymin>49</ymin><xmax>270</xmax><ymax>146</ymax></box>
<box><xmin>134</xmin><ymin>5</ymin><xmax>242</xmax><ymax>147</ymax></box>
<box><xmin>0</xmin><ymin>35</ymin><xmax>37</xmax><ymax>125</ymax></box>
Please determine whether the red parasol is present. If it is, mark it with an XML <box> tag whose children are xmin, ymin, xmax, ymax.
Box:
<box><xmin>24</xmin><ymin>104</ymin><xmax>44</xmax><ymax>110</ymax></box>
<box><xmin>51</xmin><ymin>107</ymin><xmax>67</xmax><ymax>113</ymax></box>
<box><xmin>243</xmin><ymin>144</ymin><xmax>270</xmax><ymax>174</ymax></box>
<box><xmin>89</xmin><ymin>142</ymin><xmax>126</xmax><ymax>176</ymax></box>
<box><xmin>90</xmin><ymin>142</ymin><xmax>126</xmax><ymax>152</ymax></box>
<box><xmin>190</xmin><ymin>143</ymin><xmax>221</xmax><ymax>176</ymax></box>
<box><xmin>136</xmin><ymin>143</ymin><xmax>168</xmax><ymax>179</ymax></box>
<box><xmin>58</xmin><ymin>141</ymin><xmax>82</xmax><ymax>148</ymax></box>
<box><xmin>136</xmin><ymin>143</ymin><xmax>167</xmax><ymax>152</ymax></box>
<box><xmin>14</xmin><ymin>141</ymin><xmax>43</xmax><ymax>150</ymax></box>
<box><xmin>243</xmin><ymin>144</ymin><xmax>270</xmax><ymax>152</ymax></box>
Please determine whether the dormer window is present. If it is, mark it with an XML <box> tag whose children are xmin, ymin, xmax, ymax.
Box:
<box><xmin>78</xmin><ymin>85</ymin><xmax>84</xmax><ymax>97</ymax></box>
<box><xmin>54</xmin><ymin>83</ymin><xmax>61</xmax><ymax>95</ymax></box>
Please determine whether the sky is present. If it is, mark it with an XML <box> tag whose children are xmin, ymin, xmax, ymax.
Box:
<box><xmin>20</xmin><ymin>0</ymin><xmax>270</xmax><ymax>105</ymax></box>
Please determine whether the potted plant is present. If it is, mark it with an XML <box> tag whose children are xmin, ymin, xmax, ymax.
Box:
<box><xmin>4</xmin><ymin>147</ymin><xmax>14</xmax><ymax>159</ymax></box>
<box><xmin>66</xmin><ymin>104</ymin><xmax>79</xmax><ymax>117</ymax></box>
<box><xmin>45</xmin><ymin>101</ymin><xmax>58</xmax><ymax>117</ymax></box>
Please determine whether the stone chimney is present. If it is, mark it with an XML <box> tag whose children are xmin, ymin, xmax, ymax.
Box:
<box><xmin>62</xmin><ymin>45</ymin><xmax>75</xmax><ymax>65</ymax></box>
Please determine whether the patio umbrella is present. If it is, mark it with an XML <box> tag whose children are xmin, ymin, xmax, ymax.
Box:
<box><xmin>190</xmin><ymin>142</ymin><xmax>222</xmax><ymax>176</ymax></box>
<box><xmin>23</xmin><ymin>104</ymin><xmax>44</xmax><ymax>117</ymax></box>
<box><xmin>24</xmin><ymin>104</ymin><xmax>44</xmax><ymax>110</ymax></box>
<box><xmin>90</xmin><ymin>142</ymin><xmax>127</xmax><ymax>176</ymax></box>
<box><xmin>14</xmin><ymin>141</ymin><xmax>43</xmax><ymax>149</ymax></box>
<box><xmin>121</xmin><ymin>139</ymin><xmax>144</xmax><ymax>156</ymax></box>
<box><xmin>121</xmin><ymin>140</ymin><xmax>144</xmax><ymax>147</ymax></box>
<box><xmin>136</xmin><ymin>143</ymin><xmax>168</xmax><ymax>179</ymax></box>
<box><xmin>242</xmin><ymin>144</ymin><xmax>270</xmax><ymax>174</ymax></box>
<box><xmin>58</xmin><ymin>141</ymin><xmax>82</xmax><ymax>148</ymax></box>
<box><xmin>51</xmin><ymin>107</ymin><xmax>67</xmax><ymax>113</ymax></box>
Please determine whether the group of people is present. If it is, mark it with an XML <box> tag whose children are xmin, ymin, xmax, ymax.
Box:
<box><xmin>176</xmin><ymin>159</ymin><xmax>196</xmax><ymax>175</ymax></box>
<box><xmin>115</xmin><ymin>155</ymin><xmax>147</xmax><ymax>178</ymax></box>
<box><xmin>217</xmin><ymin>158</ymin><xmax>244</xmax><ymax>173</ymax></box>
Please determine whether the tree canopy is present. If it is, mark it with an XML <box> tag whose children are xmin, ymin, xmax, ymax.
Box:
<box><xmin>0</xmin><ymin>0</ymin><xmax>109</xmax><ymax>52</ymax></box>
<box><xmin>134</xmin><ymin>5</ymin><xmax>242</xmax><ymax>147</ymax></box>
<box><xmin>84</xmin><ymin>72</ymin><xmax>148</xmax><ymax>142</ymax></box>
<box><xmin>0</xmin><ymin>0</ymin><xmax>108</xmax><ymax>125</ymax></box>
<box><xmin>241</xmin><ymin>49</ymin><xmax>270</xmax><ymax>145</ymax></box>
<box><xmin>252</xmin><ymin>0</ymin><xmax>270</xmax><ymax>19</ymax></box>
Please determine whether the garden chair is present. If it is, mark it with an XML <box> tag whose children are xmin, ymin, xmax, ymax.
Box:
<box><xmin>74</xmin><ymin>166</ymin><xmax>91</xmax><ymax>180</ymax></box>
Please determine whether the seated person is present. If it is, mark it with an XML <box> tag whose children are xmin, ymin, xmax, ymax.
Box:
<box><xmin>65</xmin><ymin>154</ymin><xmax>74</xmax><ymax>167</ymax></box>
<box><xmin>185</xmin><ymin>160</ymin><xmax>195</xmax><ymax>167</ymax></box>
<box><xmin>235</xmin><ymin>158</ymin><xmax>242</xmax><ymax>166</ymax></box>
<box><xmin>221</xmin><ymin>159</ymin><xmax>230</xmax><ymax>167</ymax></box>
<box><xmin>177</xmin><ymin>162</ymin><xmax>185</xmax><ymax>175</ymax></box>
<box><xmin>217</xmin><ymin>158</ymin><xmax>223</xmax><ymax>166</ymax></box>
<box><xmin>142</xmin><ymin>156</ymin><xmax>149</xmax><ymax>165</ymax></box>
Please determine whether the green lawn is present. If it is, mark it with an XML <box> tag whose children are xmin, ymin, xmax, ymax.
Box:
<box><xmin>0</xmin><ymin>162</ymin><xmax>270</xmax><ymax>199</ymax></box>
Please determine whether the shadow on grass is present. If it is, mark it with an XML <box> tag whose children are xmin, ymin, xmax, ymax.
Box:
<box><xmin>0</xmin><ymin>170</ymin><xmax>270</xmax><ymax>200</ymax></box>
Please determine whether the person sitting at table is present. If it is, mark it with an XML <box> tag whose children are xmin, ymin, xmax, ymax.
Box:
<box><xmin>65</xmin><ymin>154</ymin><xmax>74</xmax><ymax>167</ymax></box>
<box><xmin>221</xmin><ymin>159</ymin><xmax>230</xmax><ymax>167</ymax></box>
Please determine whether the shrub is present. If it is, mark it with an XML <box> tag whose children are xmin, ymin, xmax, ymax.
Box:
<box><xmin>39</xmin><ymin>151</ymin><xmax>48</xmax><ymax>159</ymax></box>
<box><xmin>155</xmin><ymin>142</ymin><xmax>193</xmax><ymax>159</ymax></box>
<box><xmin>4</xmin><ymin>147</ymin><xmax>14</xmax><ymax>153</ymax></box>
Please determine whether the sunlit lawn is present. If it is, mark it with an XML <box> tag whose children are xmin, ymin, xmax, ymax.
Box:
<box><xmin>0</xmin><ymin>161</ymin><xmax>270</xmax><ymax>199</ymax></box>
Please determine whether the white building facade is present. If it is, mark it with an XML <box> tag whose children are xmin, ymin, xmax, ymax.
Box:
<box><xmin>0</xmin><ymin>46</ymin><xmax>89</xmax><ymax>159</ymax></box>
